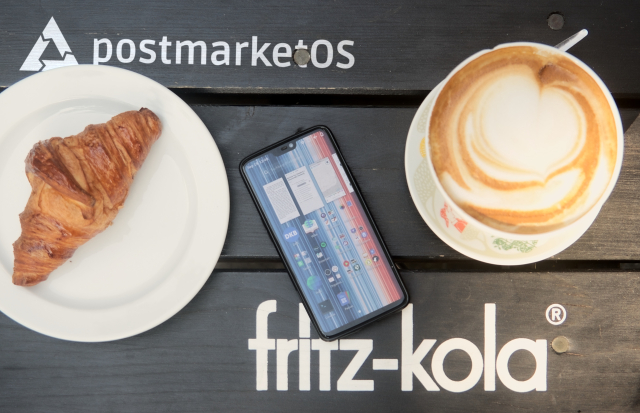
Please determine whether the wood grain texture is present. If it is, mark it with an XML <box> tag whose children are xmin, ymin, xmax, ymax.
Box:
<box><xmin>1</xmin><ymin>271</ymin><xmax>640</xmax><ymax>412</ymax></box>
<box><xmin>0</xmin><ymin>0</ymin><xmax>639</xmax><ymax>94</ymax></box>
<box><xmin>201</xmin><ymin>106</ymin><xmax>640</xmax><ymax>260</ymax></box>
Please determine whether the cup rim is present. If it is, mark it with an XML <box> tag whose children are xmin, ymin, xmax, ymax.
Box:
<box><xmin>424</xmin><ymin>41</ymin><xmax>624</xmax><ymax>241</ymax></box>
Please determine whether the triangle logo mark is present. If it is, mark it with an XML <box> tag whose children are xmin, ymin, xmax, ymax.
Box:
<box><xmin>20</xmin><ymin>17</ymin><xmax>79</xmax><ymax>72</ymax></box>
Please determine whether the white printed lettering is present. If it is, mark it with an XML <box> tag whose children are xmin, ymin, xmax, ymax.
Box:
<box><xmin>299</xmin><ymin>303</ymin><xmax>310</xmax><ymax>338</ymax></box>
<box><xmin>248</xmin><ymin>300</ymin><xmax>277</xmax><ymax>391</ymax></box>
<box><xmin>295</xmin><ymin>40</ymin><xmax>308</xmax><ymax>68</ymax></box>
<box><xmin>299</xmin><ymin>304</ymin><xmax>311</xmax><ymax>391</ymax></box>
<box><xmin>484</xmin><ymin>303</ymin><xmax>496</xmax><ymax>391</ymax></box>
<box><xmin>337</xmin><ymin>40</ymin><xmax>355</xmax><ymax>69</ymax></box>
<box><xmin>496</xmin><ymin>339</ymin><xmax>548</xmax><ymax>392</ymax></box>
<box><xmin>312</xmin><ymin>339</ymin><xmax>339</xmax><ymax>391</ymax></box>
<box><xmin>485</xmin><ymin>303</ymin><xmax>496</xmax><ymax>391</ymax></box>
<box><xmin>299</xmin><ymin>339</ymin><xmax>311</xmax><ymax>391</ymax></box>
<box><xmin>139</xmin><ymin>40</ymin><xmax>156</xmax><ymax>64</ymax></box>
<box><xmin>159</xmin><ymin>36</ymin><xmax>171</xmax><ymax>64</ymax></box>
<box><xmin>431</xmin><ymin>338</ymin><xmax>483</xmax><ymax>392</ymax></box>
<box><xmin>337</xmin><ymin>339</ymin><xmax>374</xmax><ymax>391</ymax></box>
<box><xmin>116</xmin><ymin>39</ymin><xmax>135</xmax><ymax>63</ymax></box>
<box><xmin>176</xmin><ymin>40</ymin><xmax>206</xmax><ymax>64</ymax></box>
<box><xmin>311</xmin><ymin>39</ymin><xmax>333</xmax><ymax>68</ymax></box>
<box><xmin>93</xmin><ymin>38</ymin><xmax>112</xmax><ymax>64</ymax></box>
<box><xmin>247</xmin><ymin>301</ymin><xmax>548</xmax><ymax>393</ymax></box>
<box><xmin>236</xmin><ymin>41</ymin><xmax>249</xmax><ymax>65</ymax></box>
<box><xmin>277</xmin><ymin>339</ymin><xmax>299</xmax><ymax>391</ymax></box>
<box><xmin>85</xmin><ymin>36</ymin><xmax>355</xmax><ymax>69</ymax></box>
<box><xmin>252</xmin><ymin>36</ymin><xmax>272</xmax><ymax>66</ymax></box>
<box><xmin>211</xmin><ymin>41</ymin><xmax>230</xmax><ymax>65</ymax></box>
<box><xmin>273</xmin><ymin>43</ymin><xmax>292</xmax><ymax>67</ymax></box>
<box><xmin>372</xmin><ymin>359</ymin><xmax>399</xmax><ymax>370</ymax></box>
<box><xmin>401</xmin><ymin>304</ymin><xmax>439</xmax><ymax>391</ymax></box>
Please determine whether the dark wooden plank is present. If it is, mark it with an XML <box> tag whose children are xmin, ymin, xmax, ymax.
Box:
<box><xmin>1</xmin><ymin>0</ymin><xmax>639</xmax><ymax>94</ymax></box>
<box><xmin>2</xmin><ymin>270</ymin><xmax>639</xmax><ymax>412</ymax></box>
<box><xmin>202</xmin><ymin>106</ymin><xmax>640</xmax><ymax>260</ymax></box>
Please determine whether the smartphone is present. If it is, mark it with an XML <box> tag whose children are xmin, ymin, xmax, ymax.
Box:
<box><xmin>240</xmin><ymin>126</ymin><xmax>409</xmax><ymax>340</ymax></box>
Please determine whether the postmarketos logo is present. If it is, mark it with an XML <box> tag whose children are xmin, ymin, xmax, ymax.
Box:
<box><xmin>19</xmin><ymin>17</ymin><xmax>356</xmax><ymax>72</ymax></box>
<box><xmin>20</xmin><ymin>17</ymin><xmax>78</xmax><ymax>72</ymax></box>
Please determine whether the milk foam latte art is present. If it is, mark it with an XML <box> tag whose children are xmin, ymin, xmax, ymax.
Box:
<box><xmin>428</xmin><ymin>44</ymin><xmax>620</xmax><ymax>235</ymax></box>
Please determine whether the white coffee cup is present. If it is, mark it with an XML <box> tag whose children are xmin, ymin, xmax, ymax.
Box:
<box><xmin>424</xmin><ymin>42</ymin><xmax>623</xmax><ymax>241</ymax></box>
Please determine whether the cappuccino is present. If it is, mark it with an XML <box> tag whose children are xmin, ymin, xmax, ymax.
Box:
<box><xmin>429</xmin><ymin>45</ymin><xmax>618</xmax><ymax>234</ymax></box>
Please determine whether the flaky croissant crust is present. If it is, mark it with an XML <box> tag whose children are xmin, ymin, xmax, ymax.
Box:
<box><xmin>12</xmin><ymin>108</ymin><xmax>162</xmax><ymax>286</ymax></box>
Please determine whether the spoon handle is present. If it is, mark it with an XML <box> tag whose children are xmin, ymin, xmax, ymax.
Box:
<box><xmin>555</xmin><ymin>29</ymin><xmax>589</xmax><ymax>52</ymax></box>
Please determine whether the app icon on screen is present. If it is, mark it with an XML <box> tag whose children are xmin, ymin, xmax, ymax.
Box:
<box><xmin>283</xmin><ymin>228</ymin><xmax>299</xmax><ymax>243</ymax></box>
<box><xmin>328</xmin><ymin>210</ymin><xmax>334</xmax><ymax>215</ymax></box>
<box><xmin>351</xmin><ymin>259</ymin><xmax>357</xmax><ymax>264</ymax></box>
<box><xmin>321</xmin><ymin>213</ymin><xmax>326</xmax><ymax>218</ymax></box>
<box><xmin>294</xmin><ymin>253</ymin><xmax>300</xmax><ymax>259</ymax></box>
<box><xmin>324</xmin><ymin>220</ymin><xmax>330</xmax><ymax>226</ymax></box>
<box><xmin>339</xmin><ymin>234</ymin><xmax>346</xmax><ymax>239</ymax></box>
<box><xmin>343</xmin><ymin>241</ymin><xmax>349</xmax><ymax>246</ymax></box>
<box><xmin>316</xmin><ymin>252</ymin><xmax>323</xmax><ymax>258</ymax></box>
<box><xmin>307</xmin><ymin>276</ymin><xmax>321</xmax><ymax>290</ymax></box>
<box><xmin>343</xmin><ymin>260</ymin><xmax>350</xmax><ymax>267</ymax></box>
<box><xmin>366</xmin><ymin>259</ymin><xmax>372</xmax><ymax>265</ymax></box>
<box><xmin>347</xmin><ymin>201</ymin><xmax>353</xmax><ymax>207</ymax></box>
<box><xmin>318</xmin><ymin>300</ymin><xmax>334</xmax><ymax>314</ymax></box>
<box><xmin>362</xmin><ymin>252</ymin><xmax>369</xmax><ymax>258</ymax></box>
<box><xmin>321</xmin><ymin>242</ymin><xmax>327</xmax><ymax>248</ymax></box>
<box><xmin>350</xmin><ymin>228</ymin><xmax>357</xmax><ymax>233</ymax></box>
<box><xmin>361</xmin><ymin>232</ymin><xmax>368</xmax><ymax>238</ymax></box>
<box><xmin>354</xmin><ymin>264</ymin><xmax>361</xmax><ymax>271</ymax></box>
<box><xmin>303</xmin><ymin>220</ymin><xmax>319</xmax><ymax>234</ymax></box>
<box><xmin>359</xmin><ymin>226</ymin><xmax>364</xmax><ymax>231</ymax></box>
<box><xmin>336</xmin><ymin>273</ymin><xmax>341</xmax><ymax>279</ymax></box>
<box><xmin>331</xmin><ymin>216</ymin><xmax>338</xmax><ymax>222</ymax></box>
<box><xmin>332</xmin><ymin>266</ymin><xmax>339</xmax><ymax>273</ymax></box>
<box><xmin>373</xmin><ymin>256</ymin><xmax>380</xmax><ymax>262</ymax></box>
<box><xmin>325</xmin><ymin>269</ymin><xmax>331</xmax><ymax>275</ymax></box>
<box><xmin>339</xmin><ymin>205</ymin><xmax>345</xmax><ymax>210</ymax></box>
<box><xmin>328</xmin><ymin>277</ymin><xmax>335</xmax><ymax>283</ymax></box>
<box><xmin>297</xmin><ymin>260</ymin><xmax>304</xmax><ymax>267</ymax></box>
<box><xmin>337</xmin><ymin>292</ymin><xmax>350</xmax><ymax>306</ymax></box>
<box><xmin>369</xmin><ymin>249</ymin><xmax>375</xmax><ymax>255</ymax></box>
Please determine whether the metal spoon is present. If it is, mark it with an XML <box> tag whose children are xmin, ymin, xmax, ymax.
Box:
<box><xmin>555</xmin><ymin>29</ymin><xmax>589</xmax><ymax>52</ymax></box>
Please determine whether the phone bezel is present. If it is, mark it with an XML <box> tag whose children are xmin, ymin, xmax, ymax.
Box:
<box><xmin>239</xmin><ymin>125</ymin><xmax>409</xmax><ymax>341</ymax></box>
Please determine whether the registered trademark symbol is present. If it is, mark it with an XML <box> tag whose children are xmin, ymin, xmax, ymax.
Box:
<box><xmin>545</xmin><ymin>304</ymin><xmax>567</xmax><ymax>325</ymax></box>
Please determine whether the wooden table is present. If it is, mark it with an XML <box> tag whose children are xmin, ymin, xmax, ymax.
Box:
<box><xmin>2</xmin><ymin>1</ymin><xmax>640</xmax><ymax>411</ymax></box>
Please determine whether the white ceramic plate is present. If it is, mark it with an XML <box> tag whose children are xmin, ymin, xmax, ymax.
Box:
<box><xmin>0</xmin><ymin>65</ymin><xmax>229</xmax><ymax>341</ymax></box>
<box><xmin>404</xmin><ymin>82</ymin><xmax>592</xmax><ymax>265</ymax></box>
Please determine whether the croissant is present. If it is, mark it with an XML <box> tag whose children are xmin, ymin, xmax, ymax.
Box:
<box><xmin>12</xmin><ymin>108</ymin><xmax>162</xmax><ymax>286</ymax></box>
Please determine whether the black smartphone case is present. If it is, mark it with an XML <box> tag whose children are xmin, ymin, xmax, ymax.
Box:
<box><xmin>239</xmin><ymin>126</ymin><xmax>409</xmax><ymax>341</ymax></box>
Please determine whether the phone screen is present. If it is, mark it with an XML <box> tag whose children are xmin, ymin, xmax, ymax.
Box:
<box><xmin>242</xmin><ymin>128</ymin><xmax>405</xmax><ymax>337</ymax></box>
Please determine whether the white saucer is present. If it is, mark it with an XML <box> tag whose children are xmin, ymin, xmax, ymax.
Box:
<box><xmin>404</xmin><ymin>82</ymin><xmax>592</xmax><ymax>265</ymax></box>
<box><xmin>0</xmin><ymin>65</ymin><xmax>229</xmax><ymax>341</ymax></box>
